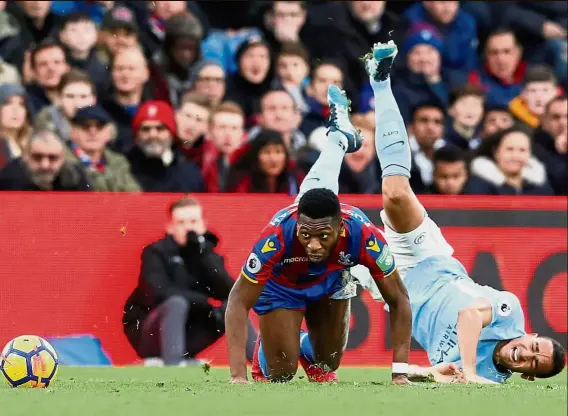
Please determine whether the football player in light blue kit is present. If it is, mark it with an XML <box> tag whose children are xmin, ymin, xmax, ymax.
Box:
<box><xmin>349</xmin><ymin>40</ymin><xmax>566</xmax><ymax>384</ymax></box>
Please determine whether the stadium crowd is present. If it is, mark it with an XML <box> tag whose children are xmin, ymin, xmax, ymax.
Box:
<box><xmin>0</xmin><ymin>0</ymin><xmax>566</xmax><ymax>196</ymax></box>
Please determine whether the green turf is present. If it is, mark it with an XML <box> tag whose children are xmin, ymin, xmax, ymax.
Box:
<box><xmin>0</xmin><ymin>367</ymin><xmax>566</xmax><ymax>416</ymax></box>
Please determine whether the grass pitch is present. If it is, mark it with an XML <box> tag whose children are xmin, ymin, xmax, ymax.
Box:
<box><xmin>0</xmin><ymin>367</ymin><xmax>566</xmax><ymax>416</ymax></box>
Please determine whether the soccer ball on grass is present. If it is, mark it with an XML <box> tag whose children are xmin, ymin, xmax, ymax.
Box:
<box><xmin>0</xmin><ymin>335</ymin><xmax>58</xmax><ymax>388</ymax></box>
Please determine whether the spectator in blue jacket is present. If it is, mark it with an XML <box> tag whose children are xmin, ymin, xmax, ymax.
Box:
<box><xmin>404</xmin><ymin>1</ymin><xmax>479</xmax><ymax>74</ymax></box>
<box><xmin>468</xmin><ymin>28</ymin><xmax>527</xmax><ymax>107</ymax></box>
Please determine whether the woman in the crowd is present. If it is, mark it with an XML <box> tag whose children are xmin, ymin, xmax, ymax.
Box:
<box><xmin>226</xmin><ymin>128</ymin><xmax>303</xmax><ymax>195</ymax></box>
<box><xmin>470</xmin><ymin>127</ymin><xmax>554</xmax><ymax>195</ymax></box>
<box><xmin>0</xmin><ymin>84</ymin><xmax>31</xmax><ymax>170</ymax></box>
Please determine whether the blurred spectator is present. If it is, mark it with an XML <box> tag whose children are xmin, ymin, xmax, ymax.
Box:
<box><xmin>446</xmin><ymin>84</ymin><xmax>485</xmax><ymax>150</ymax></box>
<box><xmin>5</xmin><ymin>1</ymin><xmax>64</xmax><ymax>67</ymax></box>
<box><xmin>102</xmin><ymin>46</ymin><xmax>159</xmax><ymax>153</ymax></box>
<box><xmin>33</xmin><ymin>69</ymin><xmax>96</xmax><ymax>143</ymax></box>
<box><xmin>25</xmin><ymin>40</ymin><xmax>71</xmax><ymax>117</ymax></box>
<box><xmin>51</xmin><ymin>1</ymin><xmax>115</xmax><ymax>24</ymax></box>
<box><xmin>0</xmin><ymin>84</ymin><xmax>31</xmax><ymax>169</ymax></box>
<box><xmin>150</xmin><ymin>12</ymin><xmax>204</xmax><ymax>109</ymax></box>
<box><xmin>275</xmin><ymin>42</ymin><xmax>310</xmax><ymax>113</ymax></box>
<box><xmin>408</xmin><ymin>101</ymin><xmax>446</xmax><ymax>192</ymax></box>
<box><xmin>0</xmin><ymin>0</ymin><xmax>22</xmax><ymax>68</ymax></box>
<box><xmin>389</xmin><ymin>26</ymin><xmax>465</xmax><ymax>123</ymax></box>
<box><xmin>480</xmin><ymin>104</ymin><xmax>515</xmax><ymax>139</ymax></box>
<box><xmin>498</xmin><ymin>2</ymin><xmax>567</xmax><ymax>84</ymax></box>
<box><xmin>58</xmin><ymin>12</ymin><xmax>108</xmax><ymax>92</ymax></box>
<box><xmin>0</xmin><ymin>57</ymin><xmax>22</xmax><ymax>85</ymax></box>
<box><xmin>468</xmin><ymin>28</ymin><xmax>527</xmax><ymax>107</ymax></box>
<box><xmin>0</xmin><ymin>129</ymin><xmax>90</xmax><ymax>191</ymax></box>
<box><xmin>430</xmin><ymin>144</ymin><xmax>488</xmax><ymax>195</ymax></box>
<box><xmin>188</xmin><ymin>59</ymin><xmax>226</xmax><ymax>106</ymax></box>
<box><xmin>227</xmin><ymin>128</ymin><xmax>303</xmax><ymax>195</ymax></box>
<box><xmin>127</xmin><ymin>100</ymin><xmax>205</xmax><ymax>193</ymax></box>
<box><xmin>311</xmin><ymin>1</ymin><xmax>407</xmax><ymax>105</ymax></box>
<box><xmin>248</xmin><ymin>89</ymin><xmax>305</xmax><ymax>154</ymax></box>
<box><xmin>532</xmin><ymin>95</ymin><xmax>568</xmax><ymax>195</ymax></box>
<box><xmin>225</xmin><ymin>36</ymin><xmax>273</xmax><ymax>126</ymax></box>
<box><xmin>470</xmin><ymin>127</ymin><xmax>553</xmax><ymax>195</ymax></box>
<box><xmin>201</xmin><ymin>102</ymin><xmax>245</xmax><ymax>192</ymax></box>
<box><xmin>123</xmin><ymin>197</ymin><xmax>256</xmax><ymax>365</ymax></box>
<box><xmin>339</xmin><ymin>114</ymin><xmax>381</xmax><ymax>194</ymax></box>
<box><xmin>96</xmin><ymin>5</ymin><xmax>140</xmax><ymax>67</ymax></box>
<box><xmin>175</xmin><ymin>92</ymin><xmax>213</xmax><ymax>166</ymax></box>
<box><xmin>301</xmin><ymin>60</ymin><xmax>344</xmax><ymax>137</ymax></box>
<box><xmin>66</xmin><ymin>105</ymin><xmax>140</xmax><ymax>192</ymax></box>
<box><xmin>404</xmin><ymin>1</ymin><xmax>478</xmax><ymax>74</ymax></box>
<box><xmin>509</xmin><ymin>65</ymin><xmax>559</xmax><ymax>132</ymax></box>
<box><xmin>261</xmin><ymin>1</ymin><xmax>308</xmax><ymax>54</ymax></box>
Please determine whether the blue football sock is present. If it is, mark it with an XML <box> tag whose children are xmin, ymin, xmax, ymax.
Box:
<box><xmin>371</xmin><ymin>77</ymin><xmax>411</xmax><ymax>178</ymax></box>
<box><xmin>299</xmin><ymin>330</ymin><xmax>315</xmax><ymax>363</ymax></box>
<box><xmin>257</xmin><ymin>339</ymin><xmax>269</xmax><ymax>377</ymax></box>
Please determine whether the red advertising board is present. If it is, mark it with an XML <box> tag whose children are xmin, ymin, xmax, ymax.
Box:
<box><xmin>0</xmin><ymin>193</ymin><xmax>566</xmax><ymax>366</ymax></box>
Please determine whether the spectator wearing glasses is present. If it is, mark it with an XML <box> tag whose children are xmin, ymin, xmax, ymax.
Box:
<box><xmin>189</xmin><ymin>60</ymin><xmax>226</xmax><ymax>107</ymax></box>
<box><xmin>66</xmin><ymin>105</ymin><xmax>140</xmax><ymax>192</ymax></box>
<box><xmin>0</xmin><ymin>129</ymin><xmax>90</xmax><ymax>191</ymax></box>
<box><xmin>127</xmin><ymin>100</ymin><xmax>205</xmax><ymax>193</ymax></box>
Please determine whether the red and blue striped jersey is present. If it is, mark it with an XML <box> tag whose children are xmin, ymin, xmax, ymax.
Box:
<box><xmin>240</xmin><ymin>203</ymin><xmax>396</xmax><ymax>288</ymax></box>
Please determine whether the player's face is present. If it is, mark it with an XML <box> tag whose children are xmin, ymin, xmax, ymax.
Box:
<box><xmin>497</xmin><ymin>335</ymin><xmax>555</xmax><ymax>377</ymax></box>
<box><xmin>296</xmin><ymin>215</ymin><xmax>343</xmax><ymax>263</ymax></box>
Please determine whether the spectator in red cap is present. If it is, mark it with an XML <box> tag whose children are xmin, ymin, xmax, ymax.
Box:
<box><xmin>126</xmin><ymin>100</ymin><xmax>205</xmax><ymax>193</ymax></box>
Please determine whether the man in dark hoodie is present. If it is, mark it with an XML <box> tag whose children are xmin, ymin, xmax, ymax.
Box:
<box><xmin>150</xmin><ymin>11</ymin><xmax>204</xmax><ymax>109</ymax></box>
<box><xmin>225</xmin><ymin>35</ymin><xmax>274</xmax><ymax>127</ymax></box>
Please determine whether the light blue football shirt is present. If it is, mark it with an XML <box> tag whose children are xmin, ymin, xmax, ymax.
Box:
<box><xmin>402</xmin><ymin>255</ymin><xmax>526</xmax><ymax>382</ymax></box>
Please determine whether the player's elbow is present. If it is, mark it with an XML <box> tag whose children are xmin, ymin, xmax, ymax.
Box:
<box><xmin>382</xmin><ymin>177</ymin><xmax>413</xmax><ymax>207</ymax></box>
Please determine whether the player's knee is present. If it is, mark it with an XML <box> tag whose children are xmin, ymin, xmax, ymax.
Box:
<box><xmin>267</xmin><ymin>359</ymin><xmax>298</xmax><ymax>383</ymax></box>
<box><xmin>317</xmin><ymin>353</ymin><xmax>342</xmax><ymax>372</ymax></box>
<box><xmin>382</xmin><ymin>176</ymin><xmax>412</xmax><ymax>207</ymax></box>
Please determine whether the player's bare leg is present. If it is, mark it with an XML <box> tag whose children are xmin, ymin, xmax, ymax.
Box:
<box><xmin>256</xmin><ymin>309</ymin><xmax>304</xmax><ymax>382</ymax></box>
<box><xmin>363</xmin><ymin>41</ymin><xmax>424</xmax><ymax>233</ymax></box>
<box><xmin>303</xmin><ymin>297</ymin><xmax>350</xmax><ymax>378</ymax></box>
<box><xmin>295</xmin><ymin>85</ymin><xmax>363</xmax><ymax>202</ymax></box>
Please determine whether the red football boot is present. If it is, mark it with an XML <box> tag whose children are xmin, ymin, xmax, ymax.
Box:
<box><xmin>251</xmin><ymin>335</ymin><xmax>269</xmax><ymax>382</ymax></box>
<box><xmin>299</xmin><ymin>356</ymin><xmax>338</xmax><ymax>383</ymax></box>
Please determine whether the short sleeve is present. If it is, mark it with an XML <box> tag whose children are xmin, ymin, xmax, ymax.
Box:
<box><xmin>240</xmin><ymin>225</ymin><xmax>285</xmax><ymax>284</ymax></box>
<box><xmin>486</xmin><ymin>292</ymin><xmax>526</xmax><ymax>340</ymax></box>
<box><xmin>358</xmin><ymin>223</ymin><xmax>396</xmax><ymax>280</ymax></box>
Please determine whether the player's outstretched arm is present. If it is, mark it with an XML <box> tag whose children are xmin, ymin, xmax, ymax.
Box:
<box><xmin>408</xmin><ymin>363</ymin><xmax>464</xmax><ymax>384</ymax></box>
<box><xmin>375</xmin><ymin>270</ymin><xmax>412</xmax><ymax>385</ymax></box>
<box><xmin>226</xmin><ymin>276</ymin><xmax>264</xmax><ymax>384</ymax></box>
<box><xmin>456</xmin><ymin>300</ymin><xmax>498</xmax><ymax>384</ymax></box>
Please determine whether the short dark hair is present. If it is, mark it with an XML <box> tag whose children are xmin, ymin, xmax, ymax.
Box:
<box><xmin>411</xmin><ymin>101</ymin><xmax>446</xmax><ymax>121</ymax></box>
<box><xmin>62</xmin><ymin>11</ymin><xmax>94</xmax><ymax>28</ymax></box>
<box><xmin>58</xmin><ymin>69</ymin><xmax>95</xmax><ymax>94</ymax></box>
<box><xmin>31</xmin><ymin>39</ymin><xmax>67</xmax><ymax>69</ymax></box>
<box><xmin>523</xmin><ymin>65</ymin><xmax>557</xmax><ymax>86</ymax></box>
<box><xmin>545</xmin><ymin>94</ymin><xmax>567</xmax><ymax>114</ymax></box>
<box><xmin>434</xmin><ymin>144</ymin><xmax>469</xmax><ymax>166</ymax></box>
<box><xmin>278</xmin><ymin>42</ymin><xmax>310</xmax><ymax>63</ymax></box>
<box><xmin>169</xmin><ymin>197</ymin><xmax>200</xmax><ymax>216</ymax></box>
<box><xmin>485</xmin><ymin>27</ymin><xmax>521</xmax><ymax>49</ymax></box>
<box><xmin>297</xmin><ymin>188</ymin><xmax>341</xmax><ymax>222</ymax></box>
<box><xmin>536</xmin><ymin>337</ymin><xmax>566</xmax><ymax>379</ymax></box>
<box><xmin>449</xmin><ymin>84</ymin><xmax>485</xmax><ymax>107</ymax></box>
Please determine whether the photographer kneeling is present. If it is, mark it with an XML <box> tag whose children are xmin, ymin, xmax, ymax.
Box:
<box><xmin>123</xmin><ymin>197</ymin><xmax>256</xmax><ymax>365</ymax></box>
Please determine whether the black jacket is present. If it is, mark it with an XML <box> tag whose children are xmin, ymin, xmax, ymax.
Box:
<box><xmin>0</xmin><ymin>158</ymin><xmax>91</xmax><ymax>191</ymax></box>
<box><xmin>123</xmin><ymin>232</ymin><xmax>234</xmax><ymax>345</ymax></box>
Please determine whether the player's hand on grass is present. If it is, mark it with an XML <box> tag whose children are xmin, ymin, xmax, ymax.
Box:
<box><xmin>461</xmin><ymin>372</ymin><xmax>497</xmax><ymax>384</ymax></box>
<box><xmin>229</xmin><ymin>376</ymin><xmax>251</xmax><ymax>385</ymax></box>
<box><xmin>392</xmin><ymin>374</ymin><xmax>412</xmax><ymax>385</ymax></box>
<box><xmin>431</xmin><ymin>363</ymin><xmax>465</xmax><ymax>383</ymax></box>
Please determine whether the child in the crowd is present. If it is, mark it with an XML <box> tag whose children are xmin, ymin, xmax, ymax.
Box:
<box><xmin>275</xmin><ymin>42</ymin><xmax>310</xmax><ymax>113</ymax></box>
